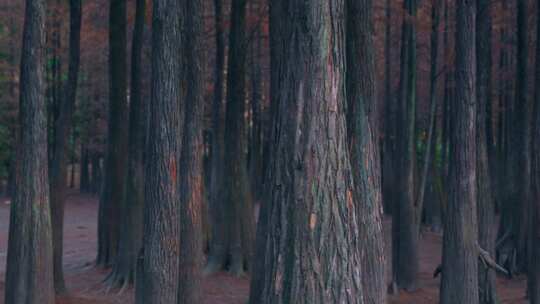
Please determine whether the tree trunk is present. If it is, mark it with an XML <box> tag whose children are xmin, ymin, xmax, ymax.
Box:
<box><xmin>476</xmin><ymin>0</ymin><xmax>497</xmax><ymax>303</ymax></box>
<box><xmin>97</xmin><ymin>0</ymin><xmax>129</xmax><ymax>267</ymax></box>
<box><xmin>138</xmin><ymin>0</ymin><xmax>182</xmax><ymax>302</ymax></box>
<box><xmin>107</xmin><ymin>0</ymin><xmax>146</xmax><ymax>289</ymax></box>
<box><xmin>440</xmin><ymin>1</ymin><xmax>479</xmax><ymax>303</ymax></box>
<box><xmin>345</xmin><ymin>0</ymin><xmax>386</xmax><ymax>303</ymax></box>
<box><xmin>207</xmin><ymin>0</ymin><xmax>255</xmax><ymax>276</ymax></box>
<box><xmin>249</xmin><ymin>1</ymin><xmax>365</xmax><ymax>303</ymax></box>
<box><xmin>382</xmin><ymin>0</ymin><xmax>395</xmax><ymax>215</ymax></box>
<box><xmin>80</xmin><ymin>144</ymin><xmax>89</xmax><ymax>192</ymax></box>
<box><xmin>416</xmin><ymin>0</ymin><xmax>442</xmax><ymax>228</ymax></box>
<box><xmin>205</xmin><ymin>0</ymin><xmax>228</xmax><ymax>275</ymax></box>
<box><xmin>47</xmin><ymin>0</ymin><xmax>81</xmax><ymax>294</ymax></box>
<box><xmin>177</xmin><ymin>1</ymin><xmax>205</xmax><ymax>301</ymax></box>
<box><xmin>528</xmin><ymin>2</ymin><xmax>540</xmax><ymax>301</ymax></box>
<box><xmin>4</xmin><ymin>0</ymin><xmax>55</xmax><ymax>302</ymax></box>
<box><xmin>91</xmin><ymin>153</ymin><xmax>102</xmax><ymax>195</ymax></box>
<box><xmin>392</xmin><ymin>0</ymin><xmax>419</xmax><ymax>291</ymax></box>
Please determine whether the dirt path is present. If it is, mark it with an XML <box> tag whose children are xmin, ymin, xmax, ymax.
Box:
<box><xmin>0</xmin><ymin>193</ymin><xmax>527</xmax><ymax>303</ymax></box>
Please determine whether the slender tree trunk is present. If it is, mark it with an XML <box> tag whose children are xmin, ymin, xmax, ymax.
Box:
<box><xmin>97</xmin><ymin>0</ymin><xmax>129</xmax><ymax>267</ymax></box>
<box><xmin>210</xmin><ymin>0</ymin><xmax>255</xmax><ymax>276</ymax></box>
<box><xmin>91</xmin><ymin>153</ymin><xmax>102</xmax><ymax>195</ymax></box>
<box><xmin>346</xmin><ymin>0</ymin><xmax>386</xmax><ymax>303</ymax></box>
<box><xmin>138</xmin><ymin>0</ymin><xmax>182</xmax><ymax>302</ymax></box>
<box><xmin>249</xmin><ymin>1</ymin><xmax>365</xmax><ymax>303</ymax></box>
<box><xmin>4</xmin><ymin>0</ymin><xmax>55</xmax><ymax>302</ymax></box>
<box><xmin>108</xmin><ymin>0</ymin><xmax>146</xmax><ymax>289</ymax></box>
<box><xmin>382</xmin><ymin>0</ymin><xmax>395</xmax><ymax>215</ymax></box>
<box><xmin>48</xmin><ymin>0</ymin><xmax>81</xmax><ymax>293</ymax></box>
<box><xmin>476</xmin><ymin>0</ymin><xmax>497</xmax><ymax>303</ymax></box>
<box><xmin>177</xmin><ymin>1</ymin><xmax>205</xmax><ymax>301</ymax></box>
<box><xmin>416</xmin><ymin>0</ymin><xmax>442</xmax><ymax>228</ymax></box>
<box><xmin>528</xmin><ymin>2</ymin><xmax>540</xmax><ymax>301</ymax></box>
<box><xmin>80</xmin><ymin>144</ymin><xmax>89</xmax><ymax>192</ymax></box>
<box><xmin>440</xmin><ymin>1</ymin><xmax>479</xmax><ymax>303</ymax></box>
<box><xmin>205</xmin><ymin>0</ymin><xmax>228</xmax><ymax>274</ymax></box>
<box><xmin>392</xmin><ymin>0</ymin><xmax>419</xmax><ymax>291</ymax></box>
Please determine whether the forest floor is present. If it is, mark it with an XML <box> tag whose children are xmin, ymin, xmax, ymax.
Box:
<box><xmin>0</xmin><ymin>192</ymin><xmax>528</xmax><ymax>304</ymax></box>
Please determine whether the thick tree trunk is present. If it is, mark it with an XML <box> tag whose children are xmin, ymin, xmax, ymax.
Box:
<box><xmin>177</xmin><ymin>1</ymin><xmax>205</xmax><ymax>301</ymax></box>
<box><xmin>476</xmin><ymin>0</ymin><xmax>497</xmax><ymax>303</ymax></box>
<box><xmin>107</xmin><ymin>0</ymin><xmax>146</xmax><ymax>289</ymax></box>
<box><xmin>249</xmin><ymin>1</ymin><xmax>365</xmax><ymax>303</ymax></box>
<box><xmin>48</xmin><ymin>0</ymin><xmax>82</xmax><ymax>293</ymax></box>
<box><xmin>205</xmin><ymin>0</ymin><xmax>228</xmax><ymax>275</ymax></box>
<box><xmin>345</xmin><ymin>0</ymin><xmax>386</xmax><ymax>303</ymax></box>
<box><xmin>4</xmin><ymin>0</ymin><xmax>55</xmax><ymax>302</ymax></box>
<box><xmin>392</xmin><ymin>0</ymin><xmax>419</xmax><ymax>291</ymax></box>
<box><xmin>97</xmin><ymin>0</ymin><xmax>129</xmax><ymax>267</ymax></box>
<box><xmin>138</xmin><ymin>0</ymin><xmax>182</xmax><ymax>302</ymax></box>
<box><xmin>440</xmin><ymin>1</ymin><xmax>479</xmax><ymax>303</ymax></box>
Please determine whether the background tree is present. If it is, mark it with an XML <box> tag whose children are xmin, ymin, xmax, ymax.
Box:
<box><xmin>48</xmin><ymin>0</ymin><xmax>81</xmax><ymax>293</ymax></box>
<box><xmin>476</xmin><ymin>0</ymin><xmax>497</xmax><ymax>302</ymax></box>
<box><xmin>107</xmin><ymin>0</ymin><xmax>146</xmax><ymax>289</ymax></box>
<box><xmin>392</xmin><ymin>0</ymin><xmax>420</xmax><ymax>292</ymax></box>
<box><xmin>440</xmin><ymin>0</ymin><xmax>479</xmax><ymax>303</ymax></box>
<box><xmin>4</xmin><ymin>0</ymin><xmax>55</xmax><ymax>302</ymax></box>
<box><xmin>206</xmin><ymin>0</ymin><xmax>255</xmax><ymax>276</ymax></box>
<box><xmin>97</xmin><ymin>0</ymin><xmax>129</xmax><ymax>267</ymax></box>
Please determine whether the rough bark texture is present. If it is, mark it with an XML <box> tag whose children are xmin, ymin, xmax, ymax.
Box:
<box><xmin>476</xmin><ymin>0</ymin><xmax>497</xmax><ymax>303</ymax></box>
<box><xmin>249</xmin><ymin>1</ymin><xmax>365</xmax><ymax>303</ymax></box>
<box><xmin>392</xmin><ymin>0</ymin><xmax>419</xmax><ymax>291</ymax></box>
<box><xmin>138</xmin><ymin>0</ymin><xmax>182</xmax><ymax>302</ymax></box>
<box><xmin>97</xmin><ymin>0</ymin><xmax>129</xmax><ymax>267</ymax></box>
<box><xmin>177</xmin><ymin>1</ymin><xmax>205</xmax><ymax>301</ymax></box>
<box><xmin>440</xmin><ymin>1</ymin><xmax>479</xmax><ymax>303</ymax></box>
<box><xmin>49</xmin><ymin>0</ymin><xmax>82</xmax><ymax>293</ymax></box>
<box><xmin>206</xmin><ymin>0</ymin><xmax>255</xmax><ymax>276</ymax></box>
<box><xmin>345</xmin><ymin>0</ymin><xmax>386</xmax><ymax>303</ymax></box>
<box><xmin>4</xmin><ymin>0</ymin><xmax>55</xmax><ymax>303</ymax></box>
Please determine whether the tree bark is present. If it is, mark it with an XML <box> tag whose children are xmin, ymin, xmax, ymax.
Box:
<box><xmin>4</xmin><ymin>0</ymin><xmax>55</xmax><ymax>302</ymax></box>
<box><xmin>48</xmin><ymin>0</ymin><xmax>82</xmax><ymax>293</ymax></box>
<box><xmin>392</xmin><ymin>0</ymin><xmax>419</xmax><ymax>291</ymax></box>
<box><xmin>345</xmin><ymin>0</ymin><xmax>386</xmax><ymax>303</ymax></box>
<box><xmin>476</xmin><ymin>0</ymin><xmax>497</xmax><ymax>303</ymax></box>
<box><xmin>137</xmin><ymin>0</ymin><xmax>182</xmax><ymax>302</ymax></box>
<box><xmin>97</xmin><ymin>0</ymin><xmax>129</xmax><ymax>267</ymax></box>
<box><xmin>528</xmin><ymin>2</ymin><xmax>540</xmax><ymax>301</ymax></box>
<box><xmin>177</xmin><ymin>1</ymin><xmax>205</xmax><ymax>301</ymax></box>
<box><xmin>249</xmin><ymin>1</ymin><xmax>365</xmax><ymax>303</ymax></box>
<box><xmin>382</xmin><ymin>0</ymin><xmax>395</xmax><ymax>215</ymax></box>
<box><xmin>440</xmin><ymin>1</ymin><xmax>479</xmax><ymax>303</ymax></box>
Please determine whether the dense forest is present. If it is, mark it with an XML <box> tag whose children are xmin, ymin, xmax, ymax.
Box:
<box><xmin>0</xmin><ymin>0</ymin><xmax>539</xmax><ymax>303</ymax></box>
